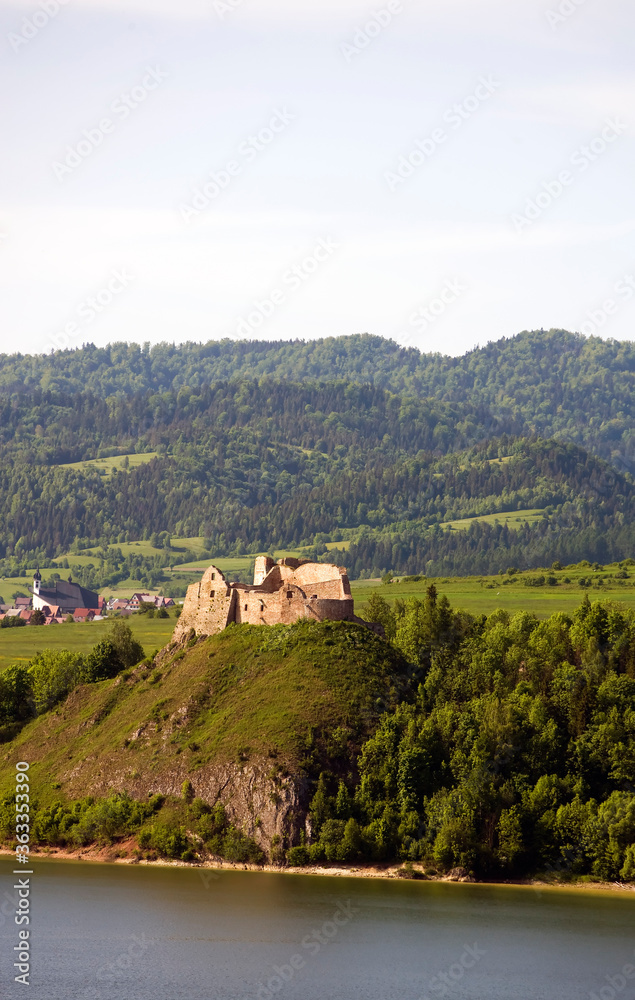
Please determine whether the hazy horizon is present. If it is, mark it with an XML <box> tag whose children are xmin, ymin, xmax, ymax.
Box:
<box><xmin>2</xmin><ymin>0</ymin><xmax>634</xmax><ymax>356</ymax></box>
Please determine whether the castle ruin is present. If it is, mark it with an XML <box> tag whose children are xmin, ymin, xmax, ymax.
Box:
<box><xmin>173</xmin><ymin>556</ymin><xmax>380</xmax><ymax>640</ymax></box>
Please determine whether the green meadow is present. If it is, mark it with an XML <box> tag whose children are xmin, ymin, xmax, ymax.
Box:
<box><xmin>441</xmin><ymin>508</ymin><xmax>547</xmax><ymax>532</ymax></box>
<box><xmin>0</xmin><ymin>615</ymin><xmax>175</xmax><ymax>673</ymax></box>
<box><xmin>3</xmin><ymin>562</ymin><xmax>635</xmax><ymax>674</ymax></box>
<box><xmin>55</xmin><ymin>452</ymin><xmax>159</xmax><ymax>478</ymax></box>
<box><xmin>353</xmin><ymin>565</ymin><xmax>635</xmax><ymax>618</ymax></box>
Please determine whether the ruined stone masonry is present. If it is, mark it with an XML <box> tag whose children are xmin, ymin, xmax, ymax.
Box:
<box><xmin>173</xmin><ymin>556</ymin><xmax>381</xmax><ymax>640</ymax></box>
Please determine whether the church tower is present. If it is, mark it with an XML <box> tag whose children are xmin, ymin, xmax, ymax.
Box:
<box><xmin>33</xmin><ymin>568</ymin><xmax>41</xmax><ymax>596</ymax></box>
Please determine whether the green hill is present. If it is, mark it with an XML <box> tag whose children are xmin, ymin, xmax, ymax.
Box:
<box><xmin>1</xmin><ymin>330</ymin><xmax>635</xmax><ymax>582</ymax></box>
<box><xmin>2</xmin><ymin>592</ymin><xmax>634</xmax><ymax>882</ymax></box>
<box><xmin>2</xmin><ymin>328</ymin><xmax>634</xmax><ymax>468</ymax></box>
<box><xmin>1</xmin><ymin>620</ymin><xmax>409</xmax><ymax>810</ymax></box>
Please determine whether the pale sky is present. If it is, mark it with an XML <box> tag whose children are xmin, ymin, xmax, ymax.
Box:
<box><xmin>1</xmin><ymin>0</ymin><xmax>634</xmax><ymax>356</ymax></box>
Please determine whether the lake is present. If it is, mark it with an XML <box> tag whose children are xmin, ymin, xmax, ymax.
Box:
<box><xmin>1</xmin><ymin>859</ymin><xmax>633</xmax><ymax>999</ymax></box>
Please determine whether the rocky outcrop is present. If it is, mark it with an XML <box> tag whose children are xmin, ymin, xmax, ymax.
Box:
<box><xmin>67</xmin><ymin>754</ymin><xmax>307</xmax><ymax>858</ymax></box>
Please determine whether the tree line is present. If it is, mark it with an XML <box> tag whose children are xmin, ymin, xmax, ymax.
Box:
<box><xmin>2</xmin><ymin>328</ymin><xmax>634</xmax><ymax>468</ymax></box>
<box><xmin>294</xmin><ymin>591</ymin><xmax>635</xmax><ymax>881</ymax></box>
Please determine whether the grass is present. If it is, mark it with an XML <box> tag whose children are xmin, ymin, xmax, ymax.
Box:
<box><xmin>0</xmin><ymin>620</ymin><xmax>408</xmax><ymax>805</ymax></box>
<box><xmin>352</xmin><ymin>563</ymin><xmax>635</xmax><ymax>619</ymax></box>
<box><xmin>7</xmin><ymin>563</ymin><xmax>633</xmax><ymax>673</ymax></box>
<box><xmin>55</xmin><ymin>452</ymin><xmax>159</xmax><ymax>477</ymax></box>
<box><xmin>441</xmin><ymin>508</ymin><xmax>547</xmax><ymax>532</ymax></box>
<box><xmin>0</xmin><ymin>615</ymin><xmax>175</xmax><ymax>672</ymax></box>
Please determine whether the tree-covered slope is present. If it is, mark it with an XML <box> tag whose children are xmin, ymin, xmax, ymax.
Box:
<box><xmin>305</xmin><ymin>591</ymin><xmax>635</xmax><ymax>881</ymax></box>
<box><xmin>1</xmin><ymin>330</ymin><xmax>634</xmax><ymax>576</ymax></box>
<box><xmin>0</xmin><ymin>374</ymin><xmax>633</xmax><ymax>575</ymax></box>
<box><xmin>2</xmin><ymin>329</ymin><xmax>634</xmax><ymax>467</ymax></box>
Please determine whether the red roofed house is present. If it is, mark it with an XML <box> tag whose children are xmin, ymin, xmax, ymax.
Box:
<box><xmin>73</xmin><ymin>609</ymin><xmax>95</xmax><ymax>622</ymax></box>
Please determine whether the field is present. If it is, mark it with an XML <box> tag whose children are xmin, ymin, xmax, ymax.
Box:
<box><xmin>353</xmin><ymin>565</ymin><xmax>635</xmax><ymax>618</ymax></box>
<box><xmin>0</xmin><ymin>615</ymin><xmax>175</xmax><ymax>672</ymax></box>
<box><xmin>4</xmin><ymin>562</ymin><xmax>635</xmax><ymax>674</ymax></box>
<box><xmin>441</xmin><ymin>508</ymin><xmax>547</xmax><ymax>532</ymax></box>
<box><xmin>55</xmin><ymin>452</ymin><xmax>159</xmax><ymax>477</ymax></box>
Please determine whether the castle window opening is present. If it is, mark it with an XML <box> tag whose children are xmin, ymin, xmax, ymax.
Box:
<box><xmin>210</xmin><ymin>591</ymin><xmax>215</xmax><ymax>599</ymax></box>
<box><xmin>244</xmin><ymin>604</ymin><xmax>248</xmax><ymax>611</ymax></box>
<box><xmin>211</xmin><ymin>573</ymin><xmax>215</xmax><ymax>581</ymax></box>
<box><xmin>286</xmin><ymin>592</ymin><xmax>293</xmax><ymax>600</ymax></box>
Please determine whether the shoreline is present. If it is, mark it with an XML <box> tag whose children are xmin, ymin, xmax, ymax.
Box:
<box><xmin>3</xmin><ymin>846</ymin><xmax>634</xmax><ymax>897</ymax></box>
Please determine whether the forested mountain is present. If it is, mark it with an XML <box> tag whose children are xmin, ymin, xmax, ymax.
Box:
<box><xmin>1</xmin><ymin>330</ymin><xmax>633</xmax><ymax>577</ymax></box>
<box><xmin>2</xmin><ymin>329</ymin><xmax>634</xmax><ymax>469</ymax></box>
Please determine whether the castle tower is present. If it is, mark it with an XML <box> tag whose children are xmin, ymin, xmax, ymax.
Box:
<box><xmin>253</xmin><ymin>556</ymin><xmax>275</xmax><ymax>586</ymax></box>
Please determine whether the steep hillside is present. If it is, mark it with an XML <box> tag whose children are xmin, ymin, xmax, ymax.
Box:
<box><xmin>1</xmin><ymin>620</ymin><xmax>411</xmax><ymax>852</ymax></box>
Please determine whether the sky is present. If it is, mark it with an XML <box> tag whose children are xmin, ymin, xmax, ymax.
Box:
<box><xmin>1</xmin><ymin>0</ymin><xmax>634</xmax><ymax>357</ymax></box>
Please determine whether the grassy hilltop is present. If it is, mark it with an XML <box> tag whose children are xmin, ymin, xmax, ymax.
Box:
<box><xmin>1</xmin><ymin>619</ymin><xmax>408</xmax><ymax>808</ymax></box>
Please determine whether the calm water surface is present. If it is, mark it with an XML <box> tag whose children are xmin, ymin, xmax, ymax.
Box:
<box><xmin>1</xmin><ymin>858</ymin><xmax>633</xmax><ymax>999</ymax></box>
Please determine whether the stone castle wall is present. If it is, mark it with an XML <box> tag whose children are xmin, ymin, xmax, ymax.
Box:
<box><xmin>173</xmin><ymin>558</ymin><xmax>371</xmax><ymax>641</ymax></box>
<box><xmin>176</xmin><ymin>566</ymin><xmax>235</xmax><ymax>639</ymax></box>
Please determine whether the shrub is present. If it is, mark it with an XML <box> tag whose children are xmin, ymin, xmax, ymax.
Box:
<box><xmin>82</xmin><ymin>640</ymin><xmax>123</xmax><ymax>683</ymax></box>
<box><xmin>286</xmin><ymin>846</ymin><xmax>310</xmax><ymax>866</ymax></box>
<box><xmin>69</xmin><ymin>794</ymin><xmax>152</xmax><ymax>847</ymax></box>
<box><xmin>221</xmin><ymin>827</ymin><xmax>265</xmax><ymax>864</ymax></box>
<box><xmin>28</xmin><ymin>650</ymin><xmax>84</xmax><ymax>714</ymax></box>
<box><xmin>0</xmin><ymin>616</ymin><xmax>26</xmax><ymax>629</ymax></box>
<box><xmin>138</xmin><ymin>821</ymin><xmax>191</xmax><ymax>859</ymax></box>
<box><xmin>109</xmin><ymin>621</ymin><xmax>144</xmax><ymax>667</ymax></box>
<box><xmin>0</xmin><ymin>664</ymin><xmax>33</xmax><ymax>723</ymax></box>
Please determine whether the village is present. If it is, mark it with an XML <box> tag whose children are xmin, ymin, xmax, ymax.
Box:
<box><xmin>0</xmin><ymin>569</ymin><xmax>175</xmax><ymax>626</ymax></box>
